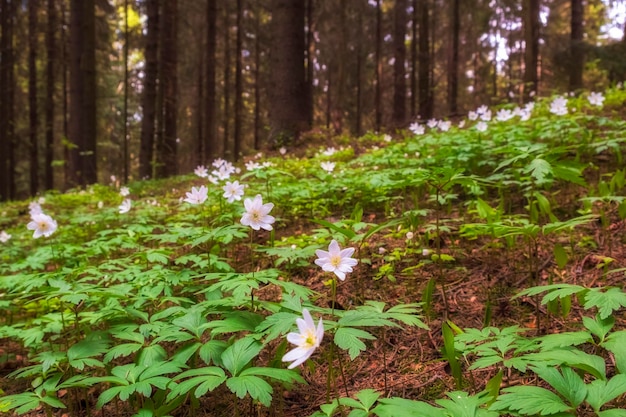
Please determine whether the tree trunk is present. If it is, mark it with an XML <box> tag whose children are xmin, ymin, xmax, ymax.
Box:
<box><xmin>139</xmin><ymin>0</ymin><xmax>159</xmax><ymax>179</ymax></box>
<box><xmin>305</xmin><ymin>0</ymin><xmax>315</xmax><ymax>127</ymax></box>
<box><xmin>205</xmin><ymin>0</ymin><xmax>217</xmax><ymax>160</ymax></box>
<box><xmin>355</xmin><ymin>4</ymin><xmax>363</xmax><ymax>137</ymax></box>
<box><xmin>0</xmin><ymin>0</ymin><xmax>11</xmax><ymax>200</ymax></box>
<box><xmin>122</xmin><ymin>0</ymin><xmax>129</xmax><ymax>183</ymax></box>
<box><xmin>447</xmin><ymin>0</ymin><xmax>460</xmax><ymax>115</ymax></box>
<box><xmin>569</xmin><ymin>0</ymin><xmax>584</xmax><ymax>91</ymax></box>
<box><xmin>223</xmin><ymin>1</ymin><xmax>231</xmax><ymax>157</ymax></box>
<box><xmin>233</xmin><ymin>0</ymin><xmax>243</xmax><ymax>161</ymax></box>
<box><xmin>29</xmin><ymin>0</ymin><xmax>39</xmax><ymax>195</ymax></box>
<box><xmin>45</xmin><ymin>0</ymin><xmax>55</xmax><ymax>190</ymax></box>
<box><xmin>253</xmin><ymin>0</ymin><xmax>261</xmax><ymax>150</ymax></box>
<box><xmin>410</xmin><ymin>0</ymin><xmax>418</xmax><ymax>119</ymax></box>
<box><xmin>68</xmin><ymin>0</ymin><xmax>97</xmax><ymax>187</ymax></box>
<box><xmin>523</xmin><ymin>0</ymin><xmax>540</xmax><ymax>100</ymax></box>
<box><xmin>157</xmin><ymin>0</ymin><xmax>177</xmax><ymax>177</ymax></box>
<box><xmin>418</xmin><ymin>0</ymin><xmax>432</xmax><ymax>119</ymax></box>
<box><xmin>392</xmin><ymin>0</ymin><xmax>407</xmax><ymax>127</ymax></box>
<box><xmin>375</xmin><ymin>0</ymin><xmax>382</xmax><ymax>131</ymax></box>
<box><xmin>268</xmin><ymin>0</ymin><xmax>308</xmax><ymax>146</ymax></box>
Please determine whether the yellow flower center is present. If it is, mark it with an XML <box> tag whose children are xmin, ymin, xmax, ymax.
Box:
<box><xmin>330</xmin><ymin>255</ymin><xmax>341</xmax><ymax>268</ymax></box>
<box><xmin>303</xmin><ymin>330</ymin><xmax>317</xmax><ymax>348</ymax></box>
<box><xmin>39</xmin><ymin>222</ymin><xmax>48</xmax><ymax>230</ymax></box>
<box><xmin>251</xmin><ymin>210</ymin><xmax>261</xmax><ymax>221</ymax></box>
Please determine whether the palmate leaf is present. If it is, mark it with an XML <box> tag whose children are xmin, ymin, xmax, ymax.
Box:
<box><xmin>532</xmin><ymin>365</ymin><xmax>586</xmax><ymax>408</ymax></box>
<box><xmin>601</xmin><ymin>331</ymin><xmax>626</xmax><ymax>374</ymax></box>
<box><xmin>490</xmin><ymin>386</ymin><xmax>573</xmax><ymax>415</ymax></box>
<box><xmin>598</xmin><ymin>410</ymin><xmax>626</xmax><ymax>417</ymax></box>
<box><xmin>374</xmin><ymin>397</ymin><xmax>447</xmax><ymax>417</ymax></box>
<box><xmin>586</xmin><ymin>374</ymin><xmax>626</xmax><ymax>412</ymax></box>
<box><xmin>336</xmin><ymin>310</ymin><xmax>398</xmax><ymax>328</ymax></box>
<box><xmin>167</xmin><ymin>366</ymin><xmax>227</xmax><ymax>401</ymax></box>
<box><xmin>226</xmin><ymin>375</ymin><xmax>273</xmax><ymax>406</ymax></box>
<box><xmin>524</xmin><ymin>157</ymin><xmax>552</xmax><ymax>183</ymax></box>
<box><xmin>583</xmin><ymin>287</ymin><xmax>626</xmax><ymax>319</ymax></box>
<box><xmin>525</xmin><ymin>347</ymin><xmax>606</xmax><ymax>380</ymax></box>
<box><xmin>221</xmin><ymin>337</ymin><xmax>262</xmax><ymax>377</ymax></box>
<box><xmin>435</xmin><ymin>391</ymin><xmax>499</xmax><ymax>417</ymax></box>
<box><xmin>334</xmin><ymin>327</ymin><xmax>376</xmax><ymax>360</ymax></box>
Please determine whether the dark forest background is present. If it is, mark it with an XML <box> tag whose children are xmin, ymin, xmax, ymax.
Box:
<box><xmin>0</xmin><ymin>0</ymin><xmax>625</xmax><ymax>201</ymax></box>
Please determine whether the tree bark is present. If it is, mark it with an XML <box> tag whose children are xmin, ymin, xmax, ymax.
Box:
<box><xmin>29</xmin><ymin>0</ymin><xmax>39</xmax><ymax>195</ymax></box>
<box><xmin>233</xmin><ymin>0</ymin><xmax>243</xmax><ymax>161</ymax></box>
<box><xmin>375</xmin><ymin>0</ymin><xmax>382</xmax><ymax>131</ymax></box>
<box><xmin>523</xmin><ymin>0</ymin><xmax>540</xmax><ymax>100</ymax></box>
<box><xmin>157</xmin><ymin>0</ymin><xmax>177</xmax><ymax>177</ymax></box>
<box><xmin>410</xmin><ymin>0</ymin><xmax>418</xmax><ymax>119</ymax></box>
<box><xmin>223</xmin><ymin>1</ymin><xmax>231</xmax><ymax>157</ymax></box>
<box><xmin>0</xmin><ymin>0</ymin><xmax>11</xmax><ymax>200</ymax></box>
<box><xmin>205</xmin><ymin>0</ymin><xmax>217</xmax><ymax>160</ymax></box>
<box><xmin>418</xmin><ymin>0</ymin><xmax>432</xmax><ymax>119</ymax></box>
<box><xmin>392</xmin><ymin>0</ymin><xmax>407</xmax><ymax>127</ymax></box>
<box><xmin>139</xmin><ymin>0</ymin><xmax>159</xmax><ymax>179</ymax></box>
<box><xmin>122</xmin><ymin>0</ymin><xmax>129</xmax><ymax>183</ymax></box>
<box><xmin>569</xmin><ymin>0</ymin><xmax>584</xmax><ymax>91</ymax></box>
<box><xmin>253</xmin><ymin>0</ymin><xmax>261</xmax><ymax>150</ymax></box>
<box><xmin>268</xmin><ymin>0</ymin><xmax>308</xmax><ymax>146</ymax></box>
<box><xmin>68</xmin><ymin>0</ymin><xmax>97</xmax><ymax>187</ymax></box>
<box><xmin>45</xmin><ymin>0</ymin><xmax>55</xmax><ymax>190</ymax></box>
<box><xmin>447</xmin><ymin>0</ymin><xmax>460</xmax><ymax>115</ymax></box>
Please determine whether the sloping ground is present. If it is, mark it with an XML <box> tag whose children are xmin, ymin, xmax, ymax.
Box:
<box><xmin>1</xmin><ymin>89</ymin><xmax>626</xmax><ymax>416</ymax></box>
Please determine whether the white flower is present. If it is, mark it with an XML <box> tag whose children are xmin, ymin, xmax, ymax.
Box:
<box><xmin>27</xmin><ymin>213</ymin><xmax>58</xmax><ymax>238</ymax></box>
<box><xmin>29</xmin><ymin>201</ymin><xmax>43</xmax><ymax>217</ymax></box>
<box><xmin>245</xmin><ymin>161</ymin><xmax>261</xmax><ymax>171</ymax></box>
<box><xmin>184</xmin><ymin>186</ymin><xmax>208</xmax><ymax>205</ymax></box>
<box><xmin>475</xmin><ymin>121</ymin><xmax>488</xmax><ymax>132</ymax></box>
<box><xmin>320</xmin><ymin>161</ymin><xmax>336</xmax><ymax>173</ymax></box>
<box><xmin>383</xmin><ymin>134</ymin><xmax>392</xmax><ymax>142</ymax></box>
<box><xmin>262</xmin><ymin>161</ymin><xmax>274</xmax><ymax>168</ymax></box>
<box><xmin>97</xmin><ymin>201</ymin><xmax>104</xmax><ymax>209</ymax></box>
<box><xmin>496</xmin><ymin>109</ymin><xmax>513</xmax><ymax>122</ymax></box>
<box><xmin>550</xmin><ymin>96</ymin><xmax>568</xmax><ymax>115</ymax></box>
<box><xmin>207</xmin><ymin>175</ymin><xmax>219</xmax><ymax>185</ymax></box>
<box><xmin>240</xmin><ymin>194</ymin><xmax>275</xmax><ymax>231</ymax></box>
<box><xmin>0</xmin><ymin>230</ymin><xmax>11</xmax><ymax>243</ymax></box>
<box><xmin>422</xmin><ymin>248</ymin><xmax>431</xmax><ymax>257</ymax></box>
<box><xmin>476</xmin><ymin>105</ymin><xmax>489</xmax><ymax>115</ymax></box>
<box><xmin>282</xmin><ymin>308</ymin><xmax>324</xmax><ymax>369</ymax></box>
<box><xmin>458</xmin><ymin>120</ymin><xmax>465</xmax><ymax>128</ymax></box>
<box><xmin>588</xmin><ymin>92</ymin><xmax>605</xmax><ymax>107</ymax></box>
<box><xmin>314</xmin><ymin>239</ymin><xmax>358</xmax><ymax>281</ymax></box>
<box><xmin>194</xmin><ymin>165</ymin><xmax>208</xmax><ymax>178</ymax></box>
<box><xmin>406</xmin><ymin>231</ymin><xmax>414</xmax><ymax>240</ymax></box>
<box><xmin>322</xmin><ymin>147</ymin><xmax>337</xmax><ymax>156</ymax></box>
<box><xmin>438</xmin><ymin>120</ymin><xmax>451</xmax><ymax>132</ymax></box>
<box><xmin>118</xmin><ymin>199</ymin><xmax>132</xmax><ymax>214</ymax></box>
<box><xmin>427</xmin><ymin>119</ymin><xmax>438</xmax><ymax>129</ymax></box>
<box><xmin>409</xmin><ymin>122</ymin><xmax>425</xmax><ymax>135</ymax></box>
<box><xmin>279</xmin><ymin>147</ymin><xmax>287</xmax><ymax>155</ymax></box>
<box><xmin>378</xmin><ymin>247</ymin><xmax>386</xmax><ymax>254</ymax></box>
<box><xmin>468</xmin><ymin>111</ymin><xmax>478</xmax><ymax>121</ymax></box>
<box><xmin>480</xmin><ymin>110</ymin><xmax>492</xmax><ymax>121</ymax></box>
<box><xmin>222</xmin><ymin>181</ymin><xmax>244</xmax><ymax>203</ymax></box>
<box><xmin>120</xmin><ymin>186</ymin><xmax>130</xmax><ymax>197</ymax></box>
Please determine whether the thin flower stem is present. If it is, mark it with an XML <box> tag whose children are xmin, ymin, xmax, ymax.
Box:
<box><xmin>250</xmin><ymin>233</ymin><xmax>255</xmax><ymax>310</ymax></box>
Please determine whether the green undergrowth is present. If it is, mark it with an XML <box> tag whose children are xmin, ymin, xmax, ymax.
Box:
<box><xmin>1</xmin><ymin>88</ymin><xmax>626</xmax><ymax>416</ymax></box>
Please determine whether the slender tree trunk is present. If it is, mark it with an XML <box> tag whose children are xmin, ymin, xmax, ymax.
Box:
<box><xmin>569</xmin><ymin>0</ymin><xmax>584</xmax><ymax>91</ymax></box>
<box><xmin>45</xmin><ymin>0</ymin><xmax>55</xmax><ymax>190</ymax></box>
<box><xmin>392</xmin><ymin>0</ymin><xmax>407</xmax><ymax>127</ymax></box>
<box><xmin>305</xmin><ymin>0</ymin><xmax>315</xmax><ymax>127</ymax></box>
<box><xmin>253</xmin><ymin>0</ymin><xmax>261</xmax><ymax>150</ymax></box>
<box><xmin>122</xmin><ymin>0</ymin><xmax>129</xmax><ymax>183</ymax></box>
<box><xmin>223</xmin><ymin>1</ymin><xmax>231</xmax><ymax>158</ymax></box>
<box><xmin>62</xmin><ymin>0</ymin><xmax>70</xmax><ymax>188</ymax></box>
<box><xmin>205</xmin><ymin>0</ymin><xmax>217</xmax><ymax>160</ymax></box>
<box><xmin>0</xmin><ymin>0</ymin><xmax>10</xmax><ymax>200</ymax></box>
<box><xmin>355</xmin><ymin>5</ymin><xmax>363</xmax><ymax>137</ymax></box>
<box><xmin>157</xmin><ymin>0</ymin><xmax>177</xmax><ymax>177</ymax></box>
<box><xmin>8</xmin><ymin>0</ymin><xmax>16</xmax><ymax>198</ymax></box>
<box><xmin>69</xmin><ymin>0</ymin><xmax>97</xmax><ymax>186</ymax></box>
<box><xmin>139</xmin><ymin>0</ymin><xmax>159</xmax><ymax>179</ymax></box>
<box><xmin>233</xmin><ymin>0</ymin><xmax>243</xmax><ymax>161</ymax></box>
<box><xmin>375</xmin><ymin>0</ymin><xmax>382</xmax><ymax>130</ymax></box>
<box><xmin>523</xmin><ymin>0</ymin><xmax>540</xmax><ymax>100</ymax></box>
<box><xmin>447</xmin><ymin>0</ymin><xmax>460</xmax><ymax>115</ymax></box>
<box><xmin>268</xmin><ymin>0</ymin><xmax>308</xmax><ymax>145</ymax></box>
<box><xmin>196</xmin><ymin>35</ymin><xmax>204</xmax><ymax>165</ymax></box>
<box><xmin>418</xmin><ymin>0</ymin><xmax>431</xmax><ymax>119</ymax></box>
<box><xmin>29</xmin><ymin>0</ymin><xmax>39</xmax><ymax>195</ymax></box>
<box><xmin>410</xmin><ymin>0</ymin><xmax>418</xmax><ymax>119</ymax></box>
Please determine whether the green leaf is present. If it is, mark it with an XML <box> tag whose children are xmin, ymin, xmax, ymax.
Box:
<box><xmin>240</xmin><ymin>367</ymin><xmax>305</xmax><ymax>385</ymax></box>
<box><xmin>554</xmin><ymin>243</ymin><xmax>568</xmax><ymax>269</ymax></box>
<box><xmin>532</xmin><ymin>365</ymin><xmax>586</xmax><ymax>408</ymax></box>
<box><xmin>442</xmin><ymin>321</ymin><xmax>462</xmax><ymax>388</ymax></box>
<box><xmin>167</xmin><ymin>367</ymin><xmax>226</xmax><ymax>401</ymax></box>
<box><xmin>524</xmin><ymin>158</ymin><xmax>552</xmax><ymax>183</ymax></box>
<box><xmin>583</xmin><ymin>287</ymin><xmax>626</xmax><ymax>319</ymax></box>
<box><xmin>226</xmin><ymin>375</ymin><xmax>273</xmax><ymax>406</ymax></box>
<box><xmin>146</xmin><ymin>251</ymin><xmax>169</xmax><ymax>265</ymax></box>
<box><xmin>374</xmin><ymin>397</ymin><xmax>447</xmax><ymax>417</ymax></box>
<box><xmin>334</xmin><ymin>327</ymin><xmax>376</xmax><ymax>360</ymax></box>
<box><xmin>221</xmin><ymin>337</ymin><xmax>262</xmax><ymax>376</ymax></box>
<box><xmin>490</xmin><ymin>386</ymin><xmax>572</xmax><ymax>415</ymax></box>
<box><xmin>583</xmin><ymin>315</ymin><xmax>615</xmax><ymax>342</ymax></box>
<box><xmin>586</xmin><ymin>374</ymin><xmax>626</xmax><ymax>413</ymax></box>
<box><xmin>598</xmin><ymin>410</ymin><xmax>626</xmax><ymax>417</ymax></box>
<box><xmin>601</xmin><ymin>331</ymin><xmax>626</xmax><ymax>374</ymax></box>
<box><xmin>354</xmin><ymin>389</ymin><xmax>381</xmax><ymax>410</ymax></box>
